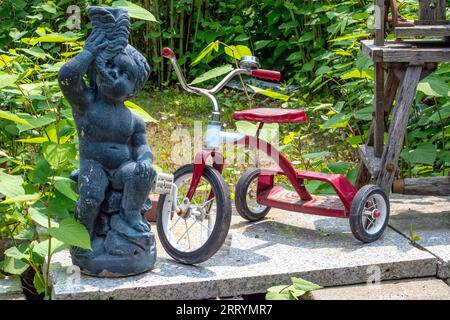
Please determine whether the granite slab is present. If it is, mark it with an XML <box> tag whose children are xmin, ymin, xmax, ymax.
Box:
<box><xmin>0</xmin><ymin>276</ymin><xmax>25</xmax><ymax>300</ymax></box>
<box><xmin>49</xmin><ymin>194</ymin><xmax>444</xmax><ymax>299</ymax></box>
<box><xmin>388</xmin><ymin>195</ymin><xmax>450</xmax><ymax>277</ymax></box>
<box><xmin>310</xmin><ymin>278</ymin><xmax>450</xmax><ymax>300</ymax></box>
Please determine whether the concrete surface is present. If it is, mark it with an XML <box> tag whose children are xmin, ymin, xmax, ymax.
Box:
<box><xmin>48</xmin><ymin>195</ymin><xmax>449</xmax><ymax>300</ymax></box>
<box><xmin>0</xmin><ymin>276</ymin><xmax>25</xmax><ymax>300</ymax></box>
<box><xmin>310</xmin><ymin>278</ymin><xmax>450</xmax><ymax>300</ymax></box>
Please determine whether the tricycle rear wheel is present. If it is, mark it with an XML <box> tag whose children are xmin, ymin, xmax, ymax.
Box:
<box><xmin>349</xmin><ymin>185</ymin><xmax>390</xmax><ymax>243</ymax></box>
<box><xmin>235</xmin><ymin>168</ymin><xmax>271</xmax><ymax>222</ymax></box>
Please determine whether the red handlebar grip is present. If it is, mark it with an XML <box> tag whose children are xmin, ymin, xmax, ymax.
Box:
<box><xmin>251</xmin><ymin>69</ymin><xmax>281</xmax><ymax>82</ymax></box>
<box><xmin>162</xmin><ymin>47</ymin><xmax>175</xmax><ymax>59</ymax></box>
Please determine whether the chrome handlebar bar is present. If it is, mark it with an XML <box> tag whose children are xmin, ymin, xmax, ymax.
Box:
<box><xmin>162</xmin><ymin>47</ymin><xmax>251</xmax><ymax>113</ymax></box>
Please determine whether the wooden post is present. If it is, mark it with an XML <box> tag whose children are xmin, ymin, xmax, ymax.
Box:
<box><xmin>355</xmin><ymin>67</ymin><xmax>400</xmax><ymax>188</ymax></box>
<box><xmin>417</xmin><ymin>0</ymin><xmax>448</xmax><ymax>25</ymax></box>
<box><xmin>374</xmin><ymin>0</ymin><xmax>385</xmax><ymax>46</ymax></box>
<box><xmin>367</xmin><ymin>68</ymin><xmax>400</xmax><ymax>147</ymax></box>
<box><xmin>376</xmin><ymin>65</ymin><xmax>422</xmax><ymax>195</ymax></box>
<box><xmin>374</xmin><ymin>62</ymin><xmax>385</xmax><ymax>157</ymax></box>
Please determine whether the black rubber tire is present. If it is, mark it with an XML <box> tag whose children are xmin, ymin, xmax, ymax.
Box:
<box><xmin>235</xmin><ymin>168</ymin><xmax>271</xmax><ymax>222</ymax></box>
<box><xmin>349</xmin><ymin>184</ymin><xmax>390</xmax><ymax>243</ymax></box>
<box><xmin>156</xmin><ymin>164</ymin><xmax>232</xmax><ymax>265</ymax></box>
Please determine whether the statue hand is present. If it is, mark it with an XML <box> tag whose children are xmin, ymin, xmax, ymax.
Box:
<box><xmin>134</xmin><ymin>159</ymin><xmax>156</xmax><ymax>180</ymax></box>
<box><xmin>84</xmin><ymin>29</ymin><xmax>108</xmax><ymax>56</ymax></box>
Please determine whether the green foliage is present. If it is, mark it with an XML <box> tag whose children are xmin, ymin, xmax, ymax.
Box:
<box><xmin>0</xmin><ymin>0</ymin><xmax>155</xmax><ymax>299</ymax></box>
<box><xmin>266</xmin><ymin>277</ymin><xmax>322</xmax><ymax>300</ymax></box>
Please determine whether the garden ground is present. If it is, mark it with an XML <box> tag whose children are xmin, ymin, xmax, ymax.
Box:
<box><xmin>46</xmin><ymin>194</ymin><xmax>450</xmax><ymax>300</ymax></box>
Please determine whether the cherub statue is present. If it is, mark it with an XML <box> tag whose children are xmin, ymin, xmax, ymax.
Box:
<box><xmin>58</xmin><ymin>6</ymin><xmax>156</xmax><ymax>276</ymax></box>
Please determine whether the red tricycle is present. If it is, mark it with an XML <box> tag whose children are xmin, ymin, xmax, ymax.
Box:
<box><xmin>157</xmin><ymin>47</ymin><xmax>390</xmax><ymax>265</ymax></box>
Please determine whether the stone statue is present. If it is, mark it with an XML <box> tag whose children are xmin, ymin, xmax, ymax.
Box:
<box><xmin>58</xmin><ymin>6</ymin><xmax>157</xmax><ymax>277</ymax></box>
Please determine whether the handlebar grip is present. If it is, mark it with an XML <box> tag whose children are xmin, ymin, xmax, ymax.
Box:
<box><xmin>162</xmin><ymin>47</ymin><xmax>175</xmax><ymax>59</ymax></box>
<box><xmin>251</xmin><ymin>69</ymin><xmax>281</xmax><ymax>82</ymax></box>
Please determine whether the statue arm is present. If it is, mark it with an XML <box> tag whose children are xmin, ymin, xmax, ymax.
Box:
<box><xmin>131</xmin><ymin>116</ymin><xmax>153</xmax><ymax>163</ymax></box>
<box><xmin>57</xmin><ymin>50</ymin><xmax>95</xmax><ymax>108</ymax></box>
<box><xmin>58</xmin><ymin>30</ymin><xmax>107</xmax><ymax>109</ymax></box>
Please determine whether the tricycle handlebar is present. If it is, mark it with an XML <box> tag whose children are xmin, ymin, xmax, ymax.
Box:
<box><xmin>161</xmin><ymin>47</ymin><xmax>281</xmax><ymax>113</ymax></box>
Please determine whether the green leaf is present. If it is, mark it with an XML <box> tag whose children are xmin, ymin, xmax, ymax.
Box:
<box><xmin>21</xmin><ymin>47</ymin><xmax>51</xmax><ymax>60</ymax></box>
<box><xmin>353</xmin><ymin>106</ymin><xmax>374</xmax><ymax>121</ymax></box>
<box><xmin>266</xmin><ymin>285</ymin><xmax>294</xmax><ymax>300</ymax></box>
<box><xmin>2</xmin><ymin>256</ymin><xmax>29</xmax><ymax>275</ymax></box>
<box><xmin>54</xmin><ymin>180</ymin><xmax>78</xmax><ymax>202</ymax></box>
<box><xmin>16</xmin><ymin>137</ymin><xmax>49</xmax><ymax>144</ymax></box>
<box><xmin>112</xmin><ymin>1</ymin><xmax>157</xmax><ymax>21</ymax></box>
<box><xmin>5</xmin><ymin>247</ymin><xmax>28</xmax><ymax>260</ymax></box>
<box><xmin>254</xmin><ymin>40</ymin><xmax>272</xmax><ymax>51</ymax></box>
<box><xmin>0</xmin><ymin>73</ymin><xmax>20</xmax><ymax>89</ymax></box>
<box><xmin>224</xmin><ymin>45</ymin><xmax>252</xmax><ymax>60</ymax></box>
<box><xmin>329</xmin><ymin>33</ymin><xmax>370</xmax><ymax>42</ymax></box>
<box><xmin>33</xmin><ymin>272</ymin><xmax>46</xmax><ymax>294</ymax></box>
<box><xmin>41</xmin><ymin>3</ymin><xmax>56</xmax><ymax>14</ymax></box>
<box><xmin>43</xmin><ymin>143</ymin><xmax>76</xmax><ymax>169</ymax></box>
<box><xmin>341</xmin><ymin>69</ymin><xmax>372</xmax><ymax>80</ymax></box>
<box><xmin>0</xmin><ymin>110</ymin><xmax>31</xmax><ymax>125</ymax></box>
<box><xmin>16</xmin><ymin>114</ymin><xmax>56</xmax><ymax>133</ymax></box>
<box><xmin>124</xmin><ymin>100</ymin><xmax>157</xmax><ymax>123</ymax></box>
<box><xmin>191</xmin><ymin>41</ymin><xmax>219</xmax><ymax>66</ymax></box>
<box><xmin>190</xmin><ymin>64</ymin><xmax>234</xmax><ymax>85</ymax></box>
<box><xmin>235</xmin><ymin>121</ymin><xmax>279</xmax><ymax>143</ymax></box>
<box><xmin>49</xmin><ymin>218</ymin><xmax>92</xmax><ymax>250</ymax></box>
<box><xmin>291</xmin><ymin>277</ymin><xmax>322</xmax><ymax>292</ymax></box>
<box><xmin>32</xmin><ymin>238</ymin><xmax>67</xmax><ymax>258</ymax></box>
<box><xmin>29</xmin><ymin>205</ymin><xmax>59</xmax><ymax>229</ymax></box>
<box><xmin>417</xmin><ymin>75</ymin><xmax>450</xmax><ymax>97</ymax></box>
<box><xmin>1</xmin><ymin>193</ymin><xmax>40</xmax><ymax>204</ymax></box>
<box><xmin>400</xmin><ymin>142</ymin><xmax>437</xmax><ymax>165</ymax></box>
<box><xmin>33</xmin><ymin>34</ymin><xmax>79</xmax><ymax>44</ymax></box>
<box><xmin>0</xmin><ymin>171</ymin><xmax>25</xmax><ymax>197</ymax></box>
<box><xmin>247</xmin><ymin>85</ymin><xmax>290</xmax><ymax>101</ymax></box>
<box><xmin>321</xmin><ymin>113</ymin><xmax>350</xmax><ymax>129</ymax></box>
<box><xmin>303</xmin><ymin>151</ymin><xmax>331</xmax><ymax>159</ymax></box>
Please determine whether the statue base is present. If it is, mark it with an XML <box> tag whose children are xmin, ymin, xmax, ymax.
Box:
<box><xmin>70</xmin><ymin>231</ymin><xmax>156</xmax><ymax>278</ymax></box>
<box><xmin>69</xmin><ymin>184</ymin><xmax>157</xmax><ymax>278</ymax></box>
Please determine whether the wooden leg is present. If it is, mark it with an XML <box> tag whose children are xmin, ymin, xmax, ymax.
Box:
<box><xmin>356</xmin><ymin>68</ymin><xmax>400</xmax><ymax>188</ymax></box>
<box><xmin>366</xmin><ymin>68</ymin><xmax>400</xmax><ymax>147</ymax></box>
<box><xmin>355</xmin><ymin>161</ymin><xmax>372</xmax><ymax>189</ymax></box>
<box><xmin>374</xmin><ymin>62</ymin><xmax>385</xmax><ymax>158</ymax></box>
<box><xmin>376</xmin><ymin>65</ymin><xmax>422</xmax><ymax>195</ymax></box>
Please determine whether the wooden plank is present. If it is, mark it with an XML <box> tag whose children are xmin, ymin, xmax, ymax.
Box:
<box><xmin>395</xmin><ymin>25</ymin><xmax>450</xmax><ymax>37</ymax></box>
<box><xmin>361</xmin><ymin>40</ymin><xmax>450</xmax><ymax>63</ymax></box>
<box><xmin>374</xmin><ymin>0</ymin><xmax>385</xmax><ymax>46</ymax></box>
<box><xmin>393</xmin><ymin>176</ymin><xmax>450</xmax><ymax>196</ymax></box>
<box><xmin>377</xmin><ymin>65</ymin><xmax>422</xmax><ymax>195</ymax></box>
<box><xmin>374</xmin><ymin>62</ymin><xmax>385</xmax><ymax>157</ymax></box>
<box><xmin>358</xmin><ymin>145</ymin><xmax>382</xmax><ymax>177</ymax></box>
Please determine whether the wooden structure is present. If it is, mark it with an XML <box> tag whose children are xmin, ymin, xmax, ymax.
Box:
<box><xmin>355</xmin><ymin>0</ymin><xmax>450</xmax><ymax>196</ymax></box>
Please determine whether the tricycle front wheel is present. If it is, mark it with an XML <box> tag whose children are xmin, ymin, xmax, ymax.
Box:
<box><xmin>157</xmin><ymin>164</ymin><xmax>232</xmax><ymax>264</ymax></box>
<box><xmin>349</xmin><ymin>184</ymin><xmax>390</xmax><ymax>243</ymax></box>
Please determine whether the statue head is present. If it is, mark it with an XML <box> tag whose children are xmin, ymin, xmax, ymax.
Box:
<box><xmin>86</xmin><ymin>6</ymin><xmax>150</xmax><ymax>102</ymax></box>
<box><xmin>89</xmin><ymin>44</ymin><xmax>150</xmax><ymax>102</ymax></box>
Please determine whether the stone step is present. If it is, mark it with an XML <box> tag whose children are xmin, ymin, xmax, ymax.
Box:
<box><xmin>310</xmin><ymin>278</ymin><xmax>450</xmax><ymax>300</ymax></box>
<box><xmin>0</xmin><ymin>276</ymin><xmax>25</xmax><ymax>300</ymax></box>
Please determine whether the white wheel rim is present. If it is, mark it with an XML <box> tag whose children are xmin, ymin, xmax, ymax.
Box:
<box><xmin>361</xmin><ymin>193</ymin><xmax>387</xmax><ymax>235</ymax></box>
<box><xmin>246</xmin><ymin>175</ymin><xmax>267</xmax><ymax>214</ymax></box>
<box><xmin>161</xmin><ymin>172</ymin><xmax>217</xmax><ymax>252</ymax></box>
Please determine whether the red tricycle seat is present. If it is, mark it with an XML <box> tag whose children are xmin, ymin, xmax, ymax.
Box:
<box><xmin>233</xmin><ymin>108</ymin><xmax>307</xmax><ymax>124</ymax></box>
